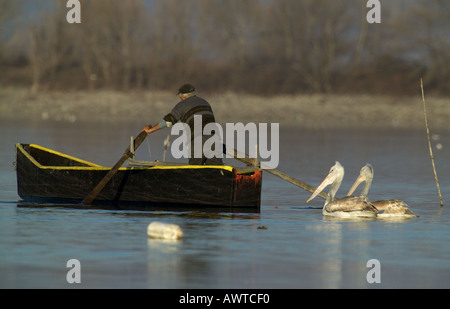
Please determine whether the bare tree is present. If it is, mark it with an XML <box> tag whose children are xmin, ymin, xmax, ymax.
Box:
<box><xmin>147</xmin><ymin>0</ymin><xmax>202</xmax><ymax>89</ymax></box>
<box><xmin>2</xmin><ymin>0</ymin><xmax>449</xmax><ymax>95</ymax></box>
<box><xmin>69</xmin><ymin>0</ymin><xmax>148</xmax><ymax>90</ymax></box>
<box><xmin>0</xmin><ymin>0</ymin><xmax>23</xmax><ymax>63</ymax></box>
<box><xmin>260</xmin><ymin>0</ymin><xmax>355</xmax><ymax>93</ymax></box>
<box><xmin>407</xmin><ymin>0</ymin><xmax>450</xmax><ymax>93</ymax></box>
<box><xmin>28</xmin><ymin>2</ymin><xmax>75</xmax><ymax>92</ymax></box>
<box><xmin>0</xmin><ymin>0</ymin><xmax>21</xmax><ymax>31</ymax></box>
<box><xmin>198</xmin><ymin>0</ymin><xmax>264</xmax><ymax>90</ymax></box>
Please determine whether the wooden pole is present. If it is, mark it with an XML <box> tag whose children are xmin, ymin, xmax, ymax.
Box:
<box><xmin>163</xmin><ymin>135</ymin><xmax>170</xmax><ymax>162</ymax></box>
<box><xmin>146</xmin><ymin>137</ymin><xmax>152</xmax><ymax>160</ymax></box>
<box><xmin>82</xmin><ymin>130</ymin><xmax>149</xmax><ymax>205</ymax></box>
<box><xmin>226</xmin><ymin>145</ymin><xmax>327</xmax><ymax>200</ymax></box>
<box><xmin>421</xmin><ymin>78</ymin><xmax>443</xmax><ymax>208</ymax></box>
<box><xmin>130</xmin><ymin>136</ymin><xmax>135</xmax><ymax>159</ymax></box>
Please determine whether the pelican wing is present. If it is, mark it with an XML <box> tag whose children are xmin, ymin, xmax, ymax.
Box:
<box><xmin>374</xmin><ymin>199</ymin><xmax>418</xmax><ymax>217</ymax></box>
<box><xmin>325</xmin><ymin>196</ymin><xmax>378</xmax><ymax>214</ymax></box>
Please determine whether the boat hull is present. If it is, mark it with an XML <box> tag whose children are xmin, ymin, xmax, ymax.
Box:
<box><xmin>15</xmin><ymin>144</ymin><xmax>262</xmax><ymax>210</ymax></box>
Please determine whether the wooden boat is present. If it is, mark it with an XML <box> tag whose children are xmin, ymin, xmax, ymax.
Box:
<box><xmin>15</xmin><ymin>143</ymin><xmax>262</xmax><ymax>211</ymax></box>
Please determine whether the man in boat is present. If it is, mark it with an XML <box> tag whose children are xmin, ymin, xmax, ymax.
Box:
<box><xmin>142</xmin><ymin>83</ymin><xmax>223</xmax><ymax>165</ymax></box>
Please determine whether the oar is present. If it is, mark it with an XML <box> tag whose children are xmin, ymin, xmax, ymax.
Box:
<box><xmin>224</xmin><ymin>145</ymin><xmax>327</xmax><ymax>200</ymax></box>
<box><xmin>82</xmin><ymin>130</ymin><xmax>149</xmax><ymax>205</ymax></box>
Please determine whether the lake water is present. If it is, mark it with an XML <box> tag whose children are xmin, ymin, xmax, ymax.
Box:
<box><xmin>1</xmin><ymin>119</ymin><xmax>450</xmax><ymax>289</ymax></box>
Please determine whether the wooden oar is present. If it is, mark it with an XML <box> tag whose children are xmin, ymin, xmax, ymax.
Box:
<box><xmin>82</xmin><ymin>130</ymin><xmax>149</xmax><ymax>205</ymax></box>
<box><xmin>225</xmin><ymin>145</ymin><xmax>327</xmax><ymax>200</ymax></box>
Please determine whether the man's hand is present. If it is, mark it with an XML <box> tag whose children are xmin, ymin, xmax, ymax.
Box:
<box><xmin>142</xmin><ymin>124</ymin><xmax>153</xmax><ymax>133</ymax></box>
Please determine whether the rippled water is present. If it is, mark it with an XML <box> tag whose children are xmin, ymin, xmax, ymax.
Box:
<box><xmin>1</xmin><ymin>119</ymin><xmax>450</xmax><ymax>288</ymax></box>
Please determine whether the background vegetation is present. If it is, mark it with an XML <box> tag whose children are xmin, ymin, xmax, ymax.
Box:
<box><xmin>0</xmin><ymin>0</ymin><xmax>449</xmax><ymax>95</ymax></box>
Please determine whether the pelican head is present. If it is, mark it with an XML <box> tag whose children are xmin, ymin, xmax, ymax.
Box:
<box><xmin>347</xmin><ymin>164</ymin><xmax>373</xmax><ymax>197</ymax></box>
<box><xmin>307</xmin><ymin>161</ymin><xmax>344</xmax><ymax>205</ymax></box>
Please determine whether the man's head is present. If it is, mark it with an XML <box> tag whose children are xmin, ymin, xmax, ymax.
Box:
<box><xmin>178</xmin><ymin>83</ymin><xmax>196</xmax><ymax>100</ymax></box>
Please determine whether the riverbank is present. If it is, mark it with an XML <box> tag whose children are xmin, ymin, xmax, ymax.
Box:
<box><xmin>0</xmin><ymin>87</ymin><xmax>448</xmax><ymax>131</ymax></box>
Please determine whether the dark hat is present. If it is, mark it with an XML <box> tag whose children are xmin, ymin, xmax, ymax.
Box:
<box><xmin>178</xmin><ymin>83</ymin><xmax>195</xmax><ymax>94</ymax></box>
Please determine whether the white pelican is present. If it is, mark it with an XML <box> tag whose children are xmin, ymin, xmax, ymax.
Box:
<box><xmin>307</xmin><ymin>161</ymin><xmax>378</xmax><ymax>218</ymax></box>
<box><xmin>346</xmin><ymin>164</ymin><xmax>418</xmax><ymax>218</ymax></box>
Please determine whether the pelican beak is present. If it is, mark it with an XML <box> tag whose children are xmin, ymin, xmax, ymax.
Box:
<box><xmin>347</xmin><ymin>174</ymin><xmax>366</xmax><ymax>196</ymax></box>
<box><xmin>307</xmin><ymin>173</ymin><xmax>335</xmax><ymax>203</ymax></box>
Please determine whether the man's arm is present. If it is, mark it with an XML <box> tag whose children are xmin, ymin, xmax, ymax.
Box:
<box><xmin>143</xmin><ymin>123</ymin><xmax>161</xmax><ymax>134</ymax></box>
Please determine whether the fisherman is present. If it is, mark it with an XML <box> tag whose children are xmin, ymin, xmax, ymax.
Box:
<box><xmin>143</xmin><ymin>83</ymin><xmax>223</xmax><ymax>165</ymax></box>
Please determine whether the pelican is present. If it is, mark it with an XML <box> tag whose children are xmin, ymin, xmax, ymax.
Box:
<box><xmin>307</xmin><ymin>161</ymin><xmax>378</xmax><ymax>218</ymax></box>
<box><xmin>346</xmin><ymin>164</ymin><xmax>418</xmax><ymax>218</ymax></box>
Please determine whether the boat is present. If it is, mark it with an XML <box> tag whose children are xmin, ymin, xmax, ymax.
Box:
<box><xmin>15</xmin><ymin>143</ymin><xmax>262</xmax><ymax>211</ymax></box>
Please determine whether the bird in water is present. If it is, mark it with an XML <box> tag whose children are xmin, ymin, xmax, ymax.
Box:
<box><xmin>346</xmin><ymin>164</ymin><xmax>418</xmax><ymax>218</ymax></box>
<box><xmin>307</xmin><ymin>161</ymin><xmax>378</xmax><ymax>218</ymax></box>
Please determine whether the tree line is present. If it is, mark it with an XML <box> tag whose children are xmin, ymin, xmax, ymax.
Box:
<box><xmin>0</xmin><ymin>0</ymin><xmax>449</xmax><ymax>95</ymax></box>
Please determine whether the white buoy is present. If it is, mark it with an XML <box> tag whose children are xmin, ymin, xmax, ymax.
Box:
<box><xmin>147</xmin><ymin>222</ymin><xmax>183</xmax><ymax>240</ymax></box>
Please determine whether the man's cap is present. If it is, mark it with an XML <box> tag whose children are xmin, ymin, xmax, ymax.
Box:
<box><xmin>178</xmin><ymin>83</ymin><xmax>195</xmax><ymax>95</ymax></box>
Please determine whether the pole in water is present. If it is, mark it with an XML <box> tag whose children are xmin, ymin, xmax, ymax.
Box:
<box><xmin>163</xmin><ymin>135</ymin><xmax>170</xmax><ymax>162</ymax></box>
<box><xmin>130</xmin><ymin>136</ymin><xmax>135</xmax><ymax>159</ymax></box>
<box><xmin>146</xmin><ymin>137</ymin><xmax>152</xmax><ymax>161</ymax></box>
<box><xmin>421</xmin><ymin>78</ymin><xmax>443</xmax><ymax>208</ymax></box>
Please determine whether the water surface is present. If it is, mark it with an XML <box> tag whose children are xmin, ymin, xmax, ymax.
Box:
<box><xmin>1</xmin><ymin>120</ymin><xmax>449</xmax><ymax>288</ymax></box>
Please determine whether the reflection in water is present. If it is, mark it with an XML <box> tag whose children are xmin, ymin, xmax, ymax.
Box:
<box><xmin>306</xmin><ymin>218</ymin><xmax>375</xmax><ymax>288</ymax></box>
<box><xmin>309</xmin><ymin>223</ymin><xmax>343</xmax><ymax>288</ymax></box>
<box><xmin>147</xmin><ymin>238</ymin><xmax>182</xmax><ymax>248</ymax></box>
<box><xmin>146</xmin><ymin>238</ymin><xmax>183</xmax><ymax>288</ymax></box>
<box><xmin>322</xmin><ymin>216</ymin><xmax>377</xmax><ymax>223</ymax></box>
<box><xmin>376</xmin><ymin>216</ymin><xmax>418</xmax><ymax>223</ymax></box>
